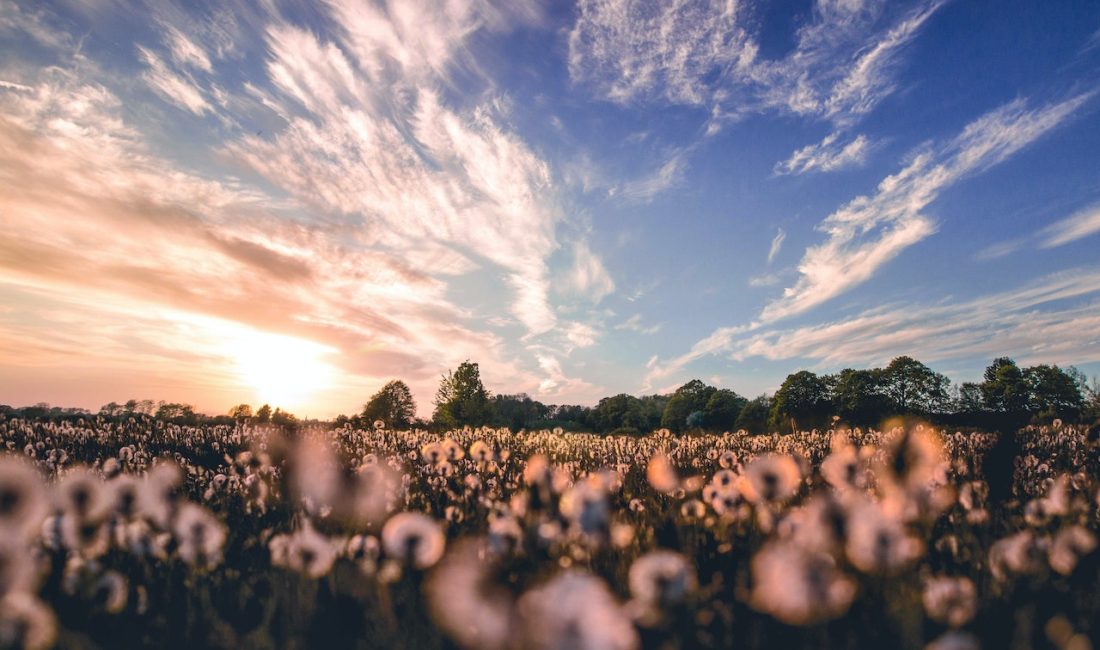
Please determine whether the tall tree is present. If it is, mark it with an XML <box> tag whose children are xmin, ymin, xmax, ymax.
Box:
<box><xmin>1024</xmin><ymin>364</ymin><xmax>1084</xmax><ymax>421</ymax></box>
<box><xmin>703</xmin><ymin>389</ymin><xmax>748</xmax><ymax>431</ymax></box>
<box><xmin>660</xmin><ymin>379</ymin><xmax>717</xmax><ymax>433</ymax></box>
<box><xmin>363</xmin><ymin>380</ymin><xmax>417</xmax><ymax>429</ymax></box>
<box><xmin>981</xmin><ymin>358</ymin><xmax>1029</xmax><ymax>413</ymax></box>
<box><xmin>882</xmin><ymin>356</ymin><xmax>951</xmax><ymax>414</ymax></box>
<box><xmin>255</xmin><ymin>404</ymin><xmax>272</xmax><ymax>423</ymax></box>
<box><xmin>433</xmin><ymin>361</ymin><xmax>493</xmax><ymax>428</ymax></box>
<box><xmin>735</xmin><ymin>395</ymin><xmax>772</xmax><ymax>434</ymax></box>
<box><xmin>228</xmin><ymin>404</ymin><xmax>253</xmax><ymax>419</ymax></box>
<box><xmin>770</xmin><ymin>371</ymin><xmax>830</xmax><ymax>433</ymax></box>
<box><xmin>829</xmin><ymin>368</ymin><xmax>893</xmax><ymax>427</ymax></box>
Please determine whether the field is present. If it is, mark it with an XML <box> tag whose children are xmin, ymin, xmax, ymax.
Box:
<box><xmin>1</xmin><ymin>417</ymin><xmax>1099</xmax><ymax>649</ymax></box>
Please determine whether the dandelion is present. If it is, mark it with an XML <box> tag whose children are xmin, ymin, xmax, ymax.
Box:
<box><xmin>646</xmin><ymin>454</ymin><xmax>679</xmax><ymax>494</ymax></box>
<box><xmin>94</xmin><ymin>571</ymin><xmax>128</xmax><ymax>614</ymax></box>
<box><xmin>56</xmin><ymin>469</ymin><xmax>111</xmax><ymax>524</ymax></box>
<box><xmin>845</xmin><ymin>500</ymin><xmax>921</xmax><ymax>574</ymax></box>
<box><xmin>426</xmin><ymin>539</ymin><xmax>512</xmax><ymax>650</ymax></box>
<box><xmin>743</xmin><ymin>455</ymin><xmax>801</xmax><ymax>504</ymax></box>
<box><xmin>628</xmin><ymin>550</ymin><xmax>697</xmax><ymax>609</ymax></box>
<box><xmin>749</xmin><ymin>541</ymin><xmax>856</xmax><ymax>626</ymax></box>
<box><xmin>922</xmin><ymin>576</ymin><xmax>977</xmax><ymax>627</ymax></box>
<box><xmin>0</xmin><ymin>456</ymin><xmax>48</xmax><ymax>542</ymax></box>
<box><xmin>285</xmin><ymin>521</ymin><xmax>336</xmax><ymax>579</ymax></box>
<box><xmin>515</xmin><ymin>571</ymin><xmax>638</xmax><ymax>650</ymax></box>
<box><xmin>1049</xmin><ymin>525</ymin><xmax>1097</xmax><ymax>576</ymax></box>
<box><xmin>924</xmin><ymin>632</ymin><xmax>980</xmax><ymax>650</ymax></box>
<box><xmin>821</xmin><ymin>445</ymin><xmax>865</xmax><ymax>491</ymax></box>
<box><xmin>382</xmin><ymin>512</ymin><xmax>445</xmax><ymax>569</ymax></box>
<box><xmin>0</xmin><ymin>592</ymin><xmax>57</xmax><ymax>650</ymax></box>
<box><xmin>172</xmin><ymin>503</ymin><xmax>226</xmax><ymax>569</ymax></box>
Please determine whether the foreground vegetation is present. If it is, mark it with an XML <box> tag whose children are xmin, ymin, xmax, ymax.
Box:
<box><xmin>2</xmin><ymin>414</ymin><xmax>1099</xmax><ymax>649</ymax></box>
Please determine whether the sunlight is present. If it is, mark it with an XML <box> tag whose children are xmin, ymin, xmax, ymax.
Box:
<box><xmin>229</xmin><ymin>330</ymin><xmax>336</xmax><ymax>411</ymax></box>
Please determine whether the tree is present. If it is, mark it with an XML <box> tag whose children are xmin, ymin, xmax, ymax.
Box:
<box><xmin>591</xmin><ymin>394</ymin><xmax>645</xmax><ymax>433</ymax></box>
<box><xmin>735</xmin><ymin>395</ymin><xmax>772</xmax><ymax>434</ymax></box>
<box><xmin>433</xmin><ymin>361</ymin><xmax>493</xmax><ymax>428</ymax></box>
<box><xmin>770</xmin><ymin>371</ymin><xmax>830</xmax><ymax>433</ymax></box>
<box><xmin>981</xmin><ymin>358</ymin><xmax>1029</xmax><ymax>413</ymax></box>
<box><xmin>228</xmin><ymin>404</ymin><xmax>253</xmax><ymax>419</ymax></box>
<box><xmin>1024</xmin><ymin>364</ymin><xmax>1083</xmax><ymax>422</ymax></box>
<box><xmin>661</xmin><ymin>380</ymin><xmax>717</xmax><ymax>433</ymax></box>
<box><xmin>703</xmin><ymin>389</ymin><xmax>748</xmax><ymax>431</ymax></box>
<box><xmin>954</xmin><ymin>382</ymin><xmax>985</xmax><ymax>413</ymax></box>
<box><xmin>829</xmin><ymin>368</ymin><xmax>893</xmax><ymax>427</ymax></box>
<box><xmin>255</xmin><ymin>404</ymin><xmax>272</xmax><ymax>423</ymax></box>
<box><xmin>363</xmin><ymin>380</ymin><xmax>417</xmax><ymax>429</ymax></box>
<box><xmin>882</xmin><ymin>356</ymin><xmax>951</xmax><ymax>415</ymax></box>
<box><xmin>491</xmin><ymin>394</ymin><xmax>550</xmax><ymax>431</ymax></box>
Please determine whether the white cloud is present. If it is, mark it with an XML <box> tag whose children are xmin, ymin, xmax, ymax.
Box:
<box><xmin>761</xmin><ymin>93</ymin><xmax>1093</xmax><ymax>323</ymax></box>
<box><xmin>569</xmin><ymin>0</ymin><xmax>944</xmax><ymax>128</ymax></box>
<box><xmin>748</xmin><ymin>272</ymin><xmax>782</xmax><ymax>287</ymax></box>
<box><xmin>614</xmin><ymin>151</ymin><xmax>688</xmax><ymax>202</ymax></box>
<box><xmin>1040</xmin><ymin>203</ymin><xmax>1100</xmax><ymax>248</ymax></box>
<box><xmin>767</xmin><ymin>227</ymin><xmax>786</xmax><ymax>264</ymax></box>
<box><xmin>775</xmin><ymin>132</ymin><xmax>870</xmax><ymax>175</ymax></box>
<box><xmin>614</xmin><ymin>314</ymin><xmax>661</xmax><ymax>335</ymax></box>
<box><xmin>729</xmin><ymin>269</ymin><xmax>1100</xmax><ymax>368</ymax></box>
<box><xmin>563</xmin><ymin>240</ymin><xmax>615</xmax><ymax>303</ymax></box>
<box><xmin>137</xmin><ymin>46</ymin><xmax>211</xmax><ymax>115</ymax></box>
<box><xmin>163</xmin><ymin>25</ymin><xmax>213</xmax><ymax>73</ymax></box>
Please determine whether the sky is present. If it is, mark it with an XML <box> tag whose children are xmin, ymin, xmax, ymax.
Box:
<box><xmin>1</xmin><ymin>0</ymin><xmax>1100</xmax><ymax>419</ymax></box>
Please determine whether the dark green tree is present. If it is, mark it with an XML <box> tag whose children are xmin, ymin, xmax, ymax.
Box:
<box><xmin>735</xmin><ymin>395</ymin><xmax>772</xmax><ymax>434</ymax></box>
<box><xmin>363</xmin><ymin>380</ymin><xmax>417</xmax><ymax>429</ymax></box>
<box><xmin>981</xmin><ymin>358</ymin><xmax>1029</xmax><ymax>413</ymax></box>
<box><xmin>433</xmin><ymin>361</ymin><xmax>493</xmax><ymax>428</ymax></box>
<box><xmin>770</xmin><ymin>370</ymin><xmax>831</xmax><ymax>433</ymax></box>
<box><xmin>255</xmin><ymin>404</ymin><xmax>272</xmax><ymax>423</ymax></box>
<box><xmin>661</xmin><ymin>379</ymin><xmax>717</xmax><ymax>433</ymax></box>
<box><xmin>703</xmin><ymin>389</ymin><xmax>748</xmax><ymax>431</ymax></box>
<box><xmin>829</xmin><ymin>368</ymin><xmax>893</xmax><ymax>427</ymax></box>
<box><xmin>1024</xmin><ymin>364</ymin><xmax>1083</xmax><ymax>422</ymax></box>
<box><xmin>882</xmin><ymin>356</ymin><xmax>951</xmax><ymax>414</ymax></box>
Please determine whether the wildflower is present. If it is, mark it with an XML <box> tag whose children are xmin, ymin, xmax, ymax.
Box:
<box><xmin>924</xmin><ymin>632</ymin><xmax>980</xmax><ymax>650</ymax></box>
<box><xmin>285</xmin><ymin>521</ymin><xmax>336</xmax><ymax>579</ymax></box>
<box><xmin>172</xmin><ymin>503</ymin><xmax>226</xmax><ymax>569</ymax></box>
<box><xmin>743</xmin><ymin>455</ymin><xmax>801</xmax><ymax>504</ymax></box>
<box><xmin>922</xmin><ymin>576</ymin><xmax>977</xmax><ymax>628</ymax></box>
<box><xmin>426</xmin><ymin>539</ymin><xmax>512</xmax><ymax>650</ymax></box>
<box><xmin>382</xmin><ymin>512</ymin><xmax>445</xmax><ymax>569</ymax></box>
<box><xmin>646</xmin><ymin>454</ymin><xmax>679</xmax><ymax>494</ymax></box>
<box><xmin>883</xmin><ymin>427</ymin><xmax>945</xmax><ymax>493</ymax></box>
<box><xmin>989</xmin><ymin>531</ymin><xmax>1044</xmax><ymax>582</ymax></box>
<box><xmin>0</xmin><ymin>592</ymin><xmax>57</xmax><ymax>650</ymax></box>
<box><xmin>845</xmin><ymin>500</ymin><xmax>921</xmax><ymax>574</ymax></box>
<box><xmin>56</xmin><ymin>469</ymin><xmax>111</xmax><ymax>524</ymax></box>
<box><xmin>749</xmin><ymin>541</ymin><xmax>856</xmax><ymax>626</ymax></box>
<box><xmin>718</xmin><ymin>450</ymin><xmax>738</xmax><ymax>469</ymax></box>
<box><xmin>0</xmin><ymin>456</ymin><xmax>48</xmax><ymax>542</ymax></box>
<box><xmin>515</xmin><ymin>571</ymin><xmax>638</xmax><ymax>650</ymax></box>
<box><xmin>821</xmin><ymin>445</ymin><xmax>865</xmax><ymax>491</ymax></box>
<box><xmin>94</xmin><ymin>571</ymin><xmax>128</xmax><ymax>614</ymax></box>
<box><xmin>469</xmin><ymin>441</ymin><xmax>493</xmax><ymax>463</ymax></box>
<box><xmin>560</xmin><ymin>480</ymin><xmax>610</xmax><ymax>539</ymax></box>
<box><xmin>628</xmin><ymin>550</ymin><xmax>697</xmax><ymax>608</ymax></box>
<box><xmin>1049</xmin><ymin>525</ymin><xmax>1097</xmax><ymax>576</ymax></box>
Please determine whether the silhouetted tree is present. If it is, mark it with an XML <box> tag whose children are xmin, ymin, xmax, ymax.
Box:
<box><xmin>363</xmin><ymin>380</ymin><xmax>417</xmax><ymax>429</ymax></box>
<box><xmin>433</xmin><ymin>361</ymin><xmax>493</xmax><ymax>427</ymax></box>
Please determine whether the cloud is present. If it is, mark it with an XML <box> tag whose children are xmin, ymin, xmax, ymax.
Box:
<box><xmin>569</xmin><ymin>0</ymin><xmax>945</xmax><ymax>128</ymax></box>
<box><xmin>775</xmin><ymin>132</ymin><xmax>870</xmax><ymax>175</ymax></box>
<box><xmin>163</xmin><ymin>25</ymin><xmax>213</xmax><ymax>73</ymax></box>
<box><xmin>1040</xmin><ymin>203</ymin><xmax>1100</xmax><ymax>248</ymax></box>
<box><xmin>614</xmin><ymin>151</ymin><xmax>688</xmax><ymax>203</ymax></box>
<box><xmin>748</xmin><ymin>273</ymin><xmax>782</xmax><ymax>288</ymax></box>
<box><xmin>728</xmin><ymin>268</ymin><xmax>1100</xmax><ymax>369</ymax></box>
<box><xmin>766</xmin><ymin>227</ymin><xmax>786</xmax><ymax>264</ymax></box>
<box><xmin>137</xmin><ymin>45</ymin><xmax>211</xmax><ymax>115</ymax></box>
<box><xmin>761</xmin><ymin>93</ymin><xmax>1093</xmax><ymax>323</ymax></box>
<box><xmin>614</xmin><ymin>314</ymin><xmax>661</xmax><ymax>335</ymax></box>
<box><xmin>563</xmin><ymin>240</ymin><xmax>615</xmax><ymax>303</ymax></box>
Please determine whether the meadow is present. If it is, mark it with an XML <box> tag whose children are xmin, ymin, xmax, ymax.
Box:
<box><xmin>1</xmin><ymin>416</ymin><xmax>1099</xmax><ymax>649</ymax></box>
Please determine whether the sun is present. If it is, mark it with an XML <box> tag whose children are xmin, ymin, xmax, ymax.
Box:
<box><xmin>228</xmin><ymin>330</ymin><xmax>336</xmax><ymax>411</ymax></box>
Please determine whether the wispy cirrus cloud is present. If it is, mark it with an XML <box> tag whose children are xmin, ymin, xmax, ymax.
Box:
<box><xmin>761</xmin><ymin>92</ymin><xmax>1093</xmax><ymax>323</ymax></box>
<box><xmin>643</xmin><ymin>91</ymin><xmax>1094</xmax><ymax>388</ymax></box>
<box><xmin>774</xmin><ymin>132</ymin><xmax>870</xmax><ymax>175</ymax></box>
<box><xmin>137</xmin><ymin>45</ymin><xmax>211</xmax><ymax>115</ymax></box>
<box><xmin>569</xmin><ymin>0</ymin><xmax>944</xmax><ymax>128</ymax></box>
<box><xmin>766</xmin><ymin>227</ymin><xmax>786</xmax><ymax>263</ymax></box>
<box><xmin>1040</xmin><ymin>203</ymin><xmax>1100</xmax><ymax>248</ymax></box>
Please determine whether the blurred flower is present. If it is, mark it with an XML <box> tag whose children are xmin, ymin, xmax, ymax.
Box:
<box><xmin>646</xmin><ymin>454</ymin><xmax>679</xmax><ymax>494</ymax></box>
<box><xmin>1049</xmin><ymin>525</ymin><xmax>1097</xmax><ymax>576</ymax></box>
<box><xmin>0</xmin><ymin>592</ymin><xmax>57</xmax><ymax>650</ymax></box>
<box><xmin>382</xmin><ymin>512</ymin><xmax>445</xmax><ymax>569</ymax></box>
<box><xmin>0</xmin><ymin>456</ymin><xmax>48</xmax><ymax>542</ymax></box>
<box><xmin>743</xmin><ymin>455</ymin><xmax>801</xmax><ymax>504</ymax></box>
<box><xmin>922</xmin><ymin>576</ymin><xmax>977</xmax><ymax>628</ymax></box>
<box><xmin>426</xmin><ymin>539</ymin><xmax>512</xmax><ymax>650</ymax></box>
<box><xmin>628</xmin><ymin>550</ymin><xmax>697</xmax><ymax>609</ymax></box>
<box><xmin>515</xmin><ymin>571</ymin><xmax>638</xmax><ymax>650</ymax></box>
<box><xmin>750</xmin><ymin>541</ymin><xmax>855</xmax><ymax>626</ymax></box>
<box><xmin>172</xmin><ymin>503</ymin><xmax>226</xmax><ymax>569</ymax></box>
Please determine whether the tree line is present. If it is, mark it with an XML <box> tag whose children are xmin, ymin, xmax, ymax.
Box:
<box><xmin>3</xmin><ymin>356</ymin><xmax>1096</xmax><ymax>434</ymax></box>
<box><xmin>342</xmin><ymin>356</ymin><xmax>1100</xmax><ymax>435</ymax></box>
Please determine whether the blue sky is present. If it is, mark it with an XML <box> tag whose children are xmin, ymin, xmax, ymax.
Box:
<box><xmin>1</xmin><ymin>0</ymin><xmax>1099</xmax><ymax>417</ymax></box>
